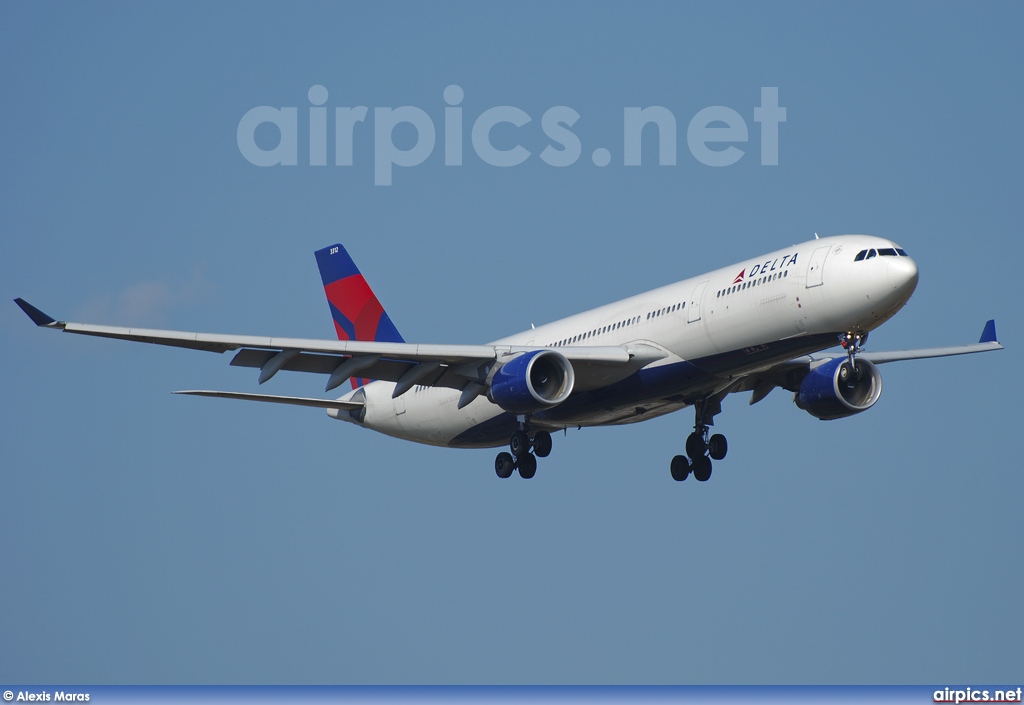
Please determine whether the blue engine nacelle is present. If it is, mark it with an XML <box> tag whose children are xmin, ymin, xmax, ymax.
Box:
<box><xmin>795</xmin><ymin>357</ymin><xmax>883</xmax><ymax>420</ymax></box>
<box><xmin>488</xmin><ymin>350</ymin><xmax>575</xmax><ymax>413</ymax></box>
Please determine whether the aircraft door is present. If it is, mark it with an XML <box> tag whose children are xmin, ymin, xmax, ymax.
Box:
<box><xmin>688</xmin><ymin>281</ymin><xmax>708</xmax><ymax>323</ymax></box>
<box><xmin>806</xmin><ymin>246</ymin><xmax>830</xmax><ymax>288</ymax></box>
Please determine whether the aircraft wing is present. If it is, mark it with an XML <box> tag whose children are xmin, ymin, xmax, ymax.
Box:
<box><xmin>854</xmin><ymin>321</ymin><xmax>1002</xmax><ymax>363</ymax></box>
<box><xmin>798</xmin><ymin>319</ymin><xmax>1002</xmax><ymax>366</ymax></box>
<box><xmin>14</xmin><ymin>299</ymin><xmax>664</xmax><ymax>399</ymax></box>
<box><xmin>737</xmin><ymin>319</ymin><xmax>1003</xmax><ymax>405</ymax></box>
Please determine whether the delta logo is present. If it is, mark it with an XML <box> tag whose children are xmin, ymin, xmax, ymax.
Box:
<box><xmin>733</xmin><ymin>252</ymin><xmax>800</xmax><ymax>283</ymax></box>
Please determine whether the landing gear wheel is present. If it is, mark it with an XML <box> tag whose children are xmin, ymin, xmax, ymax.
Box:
<box><xmin>532</xmin><ymin>431</ymin><xmax>552</xmax><ymax>458</ymax></box>
<box><xmin>839</xmin><ymin>361</ymin><xmax>859</xmax><ymax>384</ymax></box>
<box><xmin>708</xmin><ymin>434</ymin><xmax>728</xmax><ymax>461</ymax></box>
<box><xmin>509</xmin><ymin>429</ymin><xmax>530</xmax><ymax>458</ymax></box>
<box><xmin>518</xmin><ymin>453</ymin><xmax>537</xmax><ymax>479</ymax></box>
<box><xmin>670</xmin><ymin>455</ymin><xmax>690</xmax><ymax>482</ymax></box>
<box><xmin>691</xmin><ymin>455</ymin><xmax>713</xmax><ymax>482</ymax></box>
<box><xmin>685</xmin><ymin>431</ymin><xmax>707</xmax><ymax>459</ymax></box>
<box><xmin>495</xmin><ymin>452</ymin><xmax>514</xmax><ymax>479</ymax></box>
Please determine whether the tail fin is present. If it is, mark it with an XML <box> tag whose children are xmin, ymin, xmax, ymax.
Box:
<box><xmin>315</xmin><ymin>244</ymin><xmax>405</xmax><ymax>388</ymax></box>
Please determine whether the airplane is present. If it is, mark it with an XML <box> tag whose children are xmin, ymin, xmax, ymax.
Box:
<box><xmin>15</xmin><ymin>234</ymin><xmax>1002</xmax><ymax>482</ymax></box>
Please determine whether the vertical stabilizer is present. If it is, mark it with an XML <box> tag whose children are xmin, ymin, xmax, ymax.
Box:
<box><xmin>315</xmin><ymin>244</ymin><xmax>405</xmax><ymax>387</ymax></box>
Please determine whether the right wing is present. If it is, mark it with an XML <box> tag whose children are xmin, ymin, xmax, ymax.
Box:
<box><xmin>856</xmin><ymin>319</ymin><xmax>1002</xmax><ymax>364</ymax></box>
<box><xmin>736</xmin><ymin>319</ymin><xmax>1003</xmax><ymax>406</ymax></box>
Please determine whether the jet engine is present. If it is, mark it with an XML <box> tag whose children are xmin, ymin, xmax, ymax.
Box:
<box><xmin>488</xmin><ymin>350</ymin><xmax>575</xmax><ymax>413</ymax></box>
<box><xmin>795</xmin><ymin>357</ymin><xmax>883</xmax><ymax>420</ymax></box>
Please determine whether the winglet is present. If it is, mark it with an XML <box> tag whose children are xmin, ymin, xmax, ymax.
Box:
<box><xmin>979</xmin><ymin>319</ymin><xmax>998</xmax><ymax>344</ymax></box>
<box><xmin>13</xmin><ymin>298</ymin><xmax>62</xmax><ymax>328</ymax></box>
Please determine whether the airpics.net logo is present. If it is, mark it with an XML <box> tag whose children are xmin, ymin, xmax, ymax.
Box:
<box><xmin>236</xmin><ymin>85</ymin><xmax>786</xmax><ymax>185</ymax></box>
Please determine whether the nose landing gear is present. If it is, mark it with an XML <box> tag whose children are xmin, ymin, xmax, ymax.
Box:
<box><xmin>840</xmin><ymin>330</ymin><xmax>868</xmax><ymax>369</ymax></box>
<box><xmin>494</xmin><ymin>419</ymin><xmax>553</xmax><ymax>479</ymax></box>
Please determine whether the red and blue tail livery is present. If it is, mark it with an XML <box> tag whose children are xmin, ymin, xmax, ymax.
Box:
<box><xmin>316</xmin><ymin>243</ymin><xmax>405</xmax><ymax>388</ymax></box>
<box><xmin>315</xmin><ymin>244</ymin><xmax>405</xmax><ymax>345</ymax></box>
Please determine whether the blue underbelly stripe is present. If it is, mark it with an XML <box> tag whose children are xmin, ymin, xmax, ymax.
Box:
<box><xmin>449</xmin><ymin>332</ymin><xmax>841</xmax><ymax>448</ymax></box>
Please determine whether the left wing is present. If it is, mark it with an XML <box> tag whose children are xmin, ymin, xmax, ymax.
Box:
<box><xmin>13</xmin><ymin>299</ymin><xmax>665</xmax><ymax>402</ymax></box>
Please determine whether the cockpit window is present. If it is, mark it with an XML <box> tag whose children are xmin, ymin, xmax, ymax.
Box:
<box><xmin>857</xmin><ymin>247</ymin><xmax>911</xmax><ymax>261</ymax></box>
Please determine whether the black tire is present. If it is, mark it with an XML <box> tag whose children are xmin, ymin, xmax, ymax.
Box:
<box><xmin>839</xmin><ymin>362</ymin><xmax>852</xmax><ymax>383</ymax></box>
<box><xmin>510</xmin><ymin>429</ymin><xmax>530</xmax><ymax>457</ymax></box>
<box><xmin>518</xmin><ymin>453</ymin><xmax>537</xmax><ymax>479</ymax></box>
<box><xmin>692</xmin><ymin>455</ymin><xmax>713</xmax><ymax>482</ymax></box>
<box><xmin>708</xmin><ymin>434</ymin><xmax>728</xmax><ymax>461</ymax></box>
<box><xmin>685</xmin><ymin>431</ymin><xmax>707</xmax><ymax>459</ymax></box>
<box><xmin>533</xmin><ymin>430</ymin><xmax>553</xmax><ymax>458</ymax></box>
<box><xmin>670</xmin><ymin>454</ymin><xmax>690</xmax><ymax>482</ymax></box>
<box><xmin>495</xmin><ymin>452</ymin><xmax>514</xmax><ymax>479</ymax></box>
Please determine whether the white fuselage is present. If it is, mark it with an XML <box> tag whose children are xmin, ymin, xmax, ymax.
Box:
<box><xmin>329</xmin><ymin>235</ymin><xmax>919</xmax><ymax>448</ymax></box>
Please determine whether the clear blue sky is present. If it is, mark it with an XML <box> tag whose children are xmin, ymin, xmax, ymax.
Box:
<box><xmin>1</xmin><ymin>1</ymin><xmax>1021</xmax><ymax>684</ymax></box>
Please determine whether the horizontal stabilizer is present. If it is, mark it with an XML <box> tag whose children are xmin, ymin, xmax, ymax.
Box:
<box><xmin>172</xmin><ymin>390</ymin><xmax>364</xmax><ymax>410</ymax></box>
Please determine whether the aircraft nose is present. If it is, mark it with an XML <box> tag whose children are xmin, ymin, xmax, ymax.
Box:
<box><xmin>887</xmin><ymin>255</ymin><xmax>919</xmax><ymax>299</ymax></box>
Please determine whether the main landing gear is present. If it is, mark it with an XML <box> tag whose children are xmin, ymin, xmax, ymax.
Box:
<box><xmin>495</xmin><ymin>420</ymin><xmax>552</xmax><ymax>480</ymax></box>
<box><xmin>671</xmin><ymin>397</ymin><xmax>728</xmax><ymax>483</ymax></box>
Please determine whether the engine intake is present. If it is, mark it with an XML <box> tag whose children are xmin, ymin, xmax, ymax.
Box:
<box><xmin>795</xmin><ymin>357</ymin><xmax>883</xmax><ymax>420</ymax></box>
<box><xmin>489</xmin><ymin>350</ymin><xmax>575</xmax><ymax>413</ymax></box>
